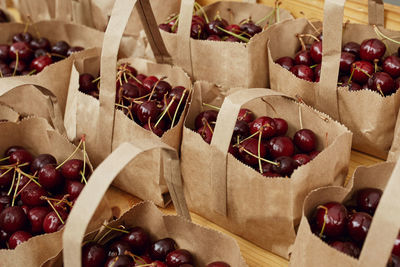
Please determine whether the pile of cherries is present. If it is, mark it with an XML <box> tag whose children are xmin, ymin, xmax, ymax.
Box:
<box><xmin>311</xmin><ymin>187</ymin><xmax>400</xmax><ymax>266</ymax></box>
<box><xmin>0</xmin><ymin>141</ymin><xmax>89</xmax><ymax>249</ymax></box>
<box><xmin>79</xmin><ymin>63</ymin><xmax>188</xmax><ymax>137</ymax></box>
<box><xmin>159</xmin><ymin>2</ymin><xmax>268</xmax><ymax>43</ymax></box>
<box><xmin>194</xmin><ymin>107</ymin><xmax>320</xmax><ymax>177</ymax></box>
<box><xmin>275</xmin><ymin>32</ymin><xmax>400</xmax><ymax>96</ymax></box>
<box><xmin>0</xmin><ymin>31</ymin><xmax>84</xmax><ymax>77</ymax></box>
<box><xmin>82</xmin><ymin>225</ymin><xmax>231</xmax><ymax>267</ymax></box>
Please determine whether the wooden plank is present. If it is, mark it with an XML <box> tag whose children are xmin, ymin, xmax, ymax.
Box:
<box><xmin>197</xmin><ymin>0</ymin><xmax>400</xmax><ymax>30</ymax></box>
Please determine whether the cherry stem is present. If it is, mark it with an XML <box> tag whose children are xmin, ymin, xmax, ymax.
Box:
<box><xmin>256</xmin><ymin>9</ymin><xmax>276</xmax><ymax>25</ymax></box>
<box><xmin>300</xmin><ymin>12</ymin><xmax>320</xmax><ymax>35</ymax></box>
<box><xmin>374</xmin><ymin>59</ymin><xmax>380</xmax><ymax>73</ymax></box>
<box><xmin>148</xmin><ymin>77</ymin><xmax>166</xmax><ymax>101</ymax></box>
<box><xmin>299</xmin><ymin>33</ymin><xmax>320</xmax><ymax>42</ymax></box>
<box><xmin>126</xmin><ymin>72</ymin><xmax>143</xmax><ymax>85</ymax></box>
<box><xmin>275</xmin><ymin>0</ymin><xmax>281</xmax><ymax>23</ymax></box>
<box><xmin>170</xmin><ymin>89</ymin><xmax>187</xmax><ymax>129</ymax></box>
<box><xmin>0</xmin><ymin>156</ymin><xmax>10</xmax><ymax>163</ymax></box>
<box><xmin>241</xmin><ymin>147</ymin><xmax>279</xmax><ymax>166</ymax></box>
<box><xmin>91</xmin><ymin>76</ymin><xmax>100</xmax><ymax>83</ymax></box>
<box><xmin>373</xmin><ymin>25</ymin><xmax>400</xmax><ymax>45</ymax></box>
<box><xmin>51</xmin><ymin>53</ymin><xmax>66</xmax><ymax>59</ymax></box>
<box><xmin>133</xmin><ymin>93</ymin><xmax>151</xmax><ymax>101</ymax></box>
<box><xmin>165</xmin><ymin>14</ymin><xmax>179</xmax><ymax>24</ymax></box>
<box><xmin>205</xmin><ymin>120</ymin><xmax>214</xmax><ymax>134</ymax></box>
<box><xmin>317</xmin><ymin>205</ymin><xmax>328</xmax><ymax>238</ymax></box>
<box><xmin>202</xmin><ymin>103</ymin><xmax>220</xmax><ymax>110</ymax></box>
<box><xmin>7</xmin><ymin>170</ymin><xmax>16</xmax><ymax>196</ymax></box>
<box><xmin>15</xmin><ymin>179</ymin><xmax>32</xmax><ymax>198</ymax></box>
<box><xmin>194</xmin><ymin>2</ymin><xmax>209</xmax><ymax>23</ymax></box>
<box><xmin>377</xmin><ymin>83</ymin><xmax>385</xmax><ymax>97</ymax></box>
<box><xmin>46</xmin><ymin>199</ymin><xmax>65</xmax><ymax>224</ymax></box>
<box><xmin>0</xmin><ymin>167</ymin><xmax>12</xmax><ymax>178</ymax></box>
<box><xmin>298</xmin><ymin>105</ymin><xmax>304</xmax><ymax>129</ymax></box>
<box><xmin>257</xmin><ymin>131</ymin><xmax>263</xmax><ymax>174</ymax></box>
<box><xmin>155</xmin><ymin>96</ymin><xmax>176</xmax><ymax>128</ymax></box>
<box><xmin>80</xmin><ymin>138</ymin><xmax>87</xmax><ymax>184</ymax></box>
<box><xmin>233</xmin><ymin>130</ymin><xmax>261</xmax><ymax>147</ymax></box>
<box><xmin>42</xmin><ymin>195</ymin><xmax>73</xmax><ymax>207</ymax></box>
<box><xmin>15</xmin><ymin>167</ymin><xmax>42</xmax><ymax>187</ymax></box>
<box><xmin>12</xmin><ymin>51</ymin><xmax>19</xmax><ymax>77</ymax></box>
<box><xmin>11</xmin><ymin>171</ymin><xmax>22</xmax><ymax>206</ymax></box>
<box><xmin>352</xmin><ymin>65</ymin><xmax>372</xmax><ymax>78</ymax></box>
<box><xmin>347</xmin><ymin>67</ymin><xmax>355</xmax><ymax>84</ymax></box>
<box><xmin>216</xmin><ymin>26</ymin><xmax>250</xmax><ymax>43</ymax></box>
<box><xmin>171</xmin><ymin>17</ymin><xmax>179</xmax><ymax>32</ymax></box>
<box><xmin>102</xmin><ymin>224</ymin><xmax>129</xmax><ymax>234</ymax></box>
<box><xmin>26</xmin><ymin>69</ymin><xmax>36</xmax><ymax>76</ymax></box>
<box><xmin>56</xmin><ymin>135</ymin><xmax>85</xmax><ymax>170</ymax></box>
<box><xmin>296</xmin><ymin>34</ymin><xmax>306</xmax><ymax>51</ymax></box>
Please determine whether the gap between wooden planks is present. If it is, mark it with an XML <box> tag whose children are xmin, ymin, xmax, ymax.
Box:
<box><xmin>105</xmin><ymin>151</ymin><xmax>382</xmax><ymax>267</ymax></box>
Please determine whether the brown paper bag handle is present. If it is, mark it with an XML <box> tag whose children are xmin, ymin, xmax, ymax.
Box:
<box><xmin>388</xmin><ymin>112</ymin><xmax>400</xmax><ymax>162</ymax></box>
<box><xmin>368</xmin><ymin>0</ymin><xmax>385</xmax><ymax>27</ymax></box>
<box><xmin>95</xmin><ymin>0</ymin><xmax>172</xmax><ymax>159</ymax></box>
<box><xmin>0</xmin><ymin>82</ymin><xmax>66</xmax><ymax>136</ymax></box>
<box><xmin>62</xmin><ymin>142</ymin><xmax>190</xmax><ymax>267</ymax></box>
<box><xmin>315</xmin><ymin>0</ymin><xmax>345</xmax><ymax>121</ymax></box>
<box><xmin>54</xmin><ymin>0</ymin><xmax>73</xmax><ymax>22</ymax></box>
<box><xmin>176</xmin><ymin>0</ymin><xmax>194</xmax><ymax>78</ymax></box>
<box><xmin>210</xmin><ymin>88</ymin><xmax>295</xmax><ymax>215</ymax></box>
<box><xmin>358</xmin><ymin>158</ymin><xmax>400</xmax><ymax>266</ymax></box>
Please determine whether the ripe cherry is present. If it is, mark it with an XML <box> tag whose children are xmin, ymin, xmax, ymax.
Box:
<box><xmin>271</xmin><ymin>156</ymin><xmax>295</xmax><ymax>176</ymax></box>
<box><xmin>350</xmin><ymin>61</ymin><xmax>374</xmax><ymax>84</ymax></box>
<box><xmin>293</xmin><ymin>154</ymin><xmax>311</xmax><ymax>167</ymax></box>
<box><xmin>79</xmin><ymin>73</ymin><xmax>97</xmax><ymax>94</ymax></box>
<box><xmin>343</xmin><ymin>42</ymin><xmax>361</xmax><ymax>56</ymax></box>
<box><xmin>104</xmin><ymin>255</ymin><xmax>133</xmax><ymax>267</ymax></box>
<box><xmin>43</xmin><ymin>210</ymin><xmax>68</xmax><ymax>233</ymax></box>
<box><xmin>166</xmin><ymin>249</ymin><xmax>193</xmax><ymax>267</ymax></box>
<box><xmin>12</xmin><ymin>32</ymin><xmax>33</xmax><ymax>44</ymax></box>
<box><xmin>392</xmin><ymin>232</ymin><xmax>400</xmax><ymax>257</ymax></box>
<box><xmin>60</xmin><ymin>159</ymin><xmax>85</xmax><ymax>180</ymax></box>
<box><xmin>294</xmin><ymin>50</ymin><xmax>313</xmax><ymax>66</ymax></box>
<box><xmin>65</xmin><ymin>180</ymin><xmax>84</xmax><ymax>200</ymax></box>
<box><xmin>67</xmin><ymin>46</ymin><xmax>84</xmax><ymax>56</ymax></box>
<box><xmin>107</xmin><ymin>240</ymin><xmax>132</xmax><ymax>257</ymax></box>
<box><xmin>207</xmin><ymin>262</ymin><xmax>231</xmax><ymax>267</ymax></box>
<box><xmin>340</xmin><ymin>52</ymin><xmax>356</xmax><ymax>73</ymax></box>
<box><xmin>268</xmin><ymin>136</ymin><xmax>294</xmax><ymax>158</ymax></box>
<box><xmin>0</xmin><ymin>206</ymin><xmax>27</xmax><ymax>233</ymax></box>
<box><xmin>8</xmin><ymin>230</ymin><xmax>32</xmax><ymax>249</ymax></box>
<box><xmin>314</xmin><ymin>202</ymin><xmax>347</xmax><ymax>238</ymax></box>
<box><xmin>51</xmin><ymin>41</ymin><xmax>70</xmax><ymax>57</ymax></box>
<box><xmin>383</xmin><ymin>56</ymin><xmax>400</xmax><ymax>78</ymax></box>
<box><xmin>9</xmin><ymin>149</ymin><xmax>33</xmax><ymax>165</ymax></box>
<box><xmin>120</xmin><ymin>226</ymin><xmax>150</xmax><ymax>255</ymax></box>
<box><xmin>0</xmin><ymin>44</ymin><xmax>9</xmax><ymax>61</ymax></box>
<box><xmin>197</xmin><ymin>124</ymin><xmax>213</xmax><ymax>144</ymax></box>
<box><xmin>137</xmin><ymin>100</ymin><xmax>161</xmax><ymax>124</ymax></box>
<box><xmin>195</xmin><ymin>110</ymin><xmax>218</xmax><ymax>130</ymax></box>
<box><xmin>28</xmin><ymin>206</ymin><xmax>49</xmax><ymax>233</ymax></box>
<box><xmin>0</xmin><ymin>168</ymin><xmax>13</xmax><ymax>187</ymax></box>
<box><xmin>152</xmin><ymin>80</ymin><xmax>172</xmax><ymax>101</ymax></box>
<box><xmin>206</xmin><ymin>20</ymin><xmax>228</xmax><ymax>36</ymax></box>
<box><xmin>367</xmin><ymin>72</ymin><xmax>395</xmax><ymax>95</ymax></box>
<box><xmin>310</xmin><ymin>41</ymin><xmax>322</xmax><ymax>63</ymax></box>
<box><xmin>275</xmin><ymin>56</ymin><xmax>295</xmax><ymax>71</ymax></box>
<box><xmin>360</xmin><ymin>38</ymin><xmax>386</xmax><ymax>62</ymax></box>
<box><xmin>273</xmin><ymin>118</ymin><xmax>288</xmax><ymax>136</ymax></box>
<box><xmin>347</xmin><ymin>212</ymin><xmax>372</xmax><ymax>243</ymax></box>
<box><xmin>290</xmin><ymin>65</ymin><xmax>314</xmax><ymax>82</ymax></box>
<box><xmin>9</xmin><ymin>42</ymin><xmax>33</xmax><ymax>61</ymax></box>
<box><xmin>250</xmin><ymin>116</ymin><xmax>276</xmax><ymax>139</ymax></box>
<box><xmin>240</xmin><ymin>22</ymin><xmax>262</xmax><ymax>36</ymax></box>
<box><xmin>38</xmin><ymin>164</ymin><xmax>64</xmax><ymax>190</ymax></box>
<box><xmin>30</xmin><ymin>55</ymin><xmax>52</xmax><ymax>73</ymax></box>
<box><xmin>356</xmin><ymin>188</ymin><xmax>382</xmax><ymax>215</ymax></box>
<box><xmin>29</xmin><ymin>37</ymin><xmax>51</xmax><ymax>51</ymax></box>
<box><xmin>149</xmin><ymin>238</ymin><xmax>177</xmax><ymax>261</ymax></box>
<box><xmin>293</xmin><ymin>129</ymin><xmax>317</xmax><ymax>153</ymax></box>
<box><xmin>329</xmin><ymin>241</ymin><xmax>360</xmax><ymax>258</ymax></box>
<box><xmin>82</xmin><ymin>242</ymin><xmax>107</xmax><ymax>267</ymax></box>
<box><xmin>232</xmin><ymin>120</ymin><xmax>250</xmax><ymax>142</ymax></box>
<box><xmin>20</xmin><ymin>183</ymin><xmax>47</xmax><ymax>206</ymax></box>
<box><xmin>237</xmin><ymin>108</ymin><xmax>254</xmax><ymax>123</ymax></box>
<box><xmin>31</xmin><ymin>154</ymin><xmax>57</xmax><ymax>174</ymax></box>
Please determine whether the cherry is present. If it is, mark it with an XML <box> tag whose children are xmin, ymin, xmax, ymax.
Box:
<box><xmin>226</xmin><ymin>24</ymin><xmax>241</xmax><ymax>34</ymax></box>
<box><xmin>309</xmin><ymin>150</ymin><xmax>320</xmax><ymax>159</ymax></box>
<box><xmin>134</xmin><ymin>255</ymin><xmax>152</xmax><ymax>265</ymax></box>
<box><xmin>67</xmin><ymin>46</ymin><xmax>84</xmax><ymax>56</ymax></box>
<box><xmin>356</xmin><ymin>188</ymin><xmax>382</xmax><ymax>215</ymax></box>
<box><xmin>392</xmin><ymin>233</ymin><xmax>400</xmax><ymax>258</ymax></box>
<box><xmin>159</xmin><ymin>23</ymin><xmax>172</xmax><ymax>33</ymax></box>
<box><xmin>343</xmin><ymin>42</ymin><xmax>360</xmax><ymax>56</ymax></box>
<box><xmin>272</xmin><ymin>156</ymin><xmax>295</xmax><ymax>176</ymax></box>
<box><xmin>207</xmin><ymin>262</ymin><xmax>231</xmax><ymax>267</ymax></box>
<box><xmin>0</xmin><ymin>65</ymin><xmax>12</xmax><ymax>76</ymax></box>
<box><xmin>169</xmin><ymin>86</ymin><xmax>188</xmax><ymax>103</ymax></box>
<box><xmin>107</xmin><ymin>240</ymin><xmax>132</xmax><ymax>257</ymax></box>
<box><xmin>345</xmin><ymin>81</ymin><xmax>362</xmax><ymax>91</ymax></box>
<box><xmin>0</xmin><ymin>206</ymin><xmax>27</xmax><ymax>233</ymax></box>
<box><xmin>42</xmin><ymin>210</ymin><xmax>67</xmax><ymax>233</ymax></box>
<box><xmin>137</xmin><ymin>101</ymin><xmax>161</xmax><ymax>124</ymax></box>
<box><xmin>293</xmin><ymin>129</ymin><xmax>317</xmax><ymax>153</ymax></box>
<box><xmin>31</xmin><ymin>154</ymin><xmax>57</xmax><ymax>174</ymax></box>
<box><xmin>38</xmin><ymin>164</ymin><xmax>64</xmax><ymax>190</ymax></box>
<box><xmin>120</xmin><ymin>226</ymin><xmax>150</xmax><ymax>255</ymax></box>
<box><xmin>347</xmin><ymin>212</ymin><xmax>372</xmax><ymax>243</ymax></box>
<box><xmin>0</xmin><ymin>44</ymin><xmax>9</xmax><ymax>61</ymax></box>
<box><xmin>388</xmin><ymin>254</ymin><xmax>400</xmax><ymax>267</ymax></box>
<box><xmin>268</xmin><ymin>136</ymin><xmax>294</xmax><ymax>158</ymax></box>
<box><xmin>29</xmin><ymin>37</ymin><xmax>51</xmax><ymax>51</ymax></box>
<box><xmin>9</xmin><ymin>59</ymin><xmax>27</xmax><ymax>73</ymax></box>
<box><xmin>21</xmin><ymin>205</ymin><xmax>29</xmax><ymax>215</ymax></box>
<box><xmin>191</xmin><ymin>22</ymin><xmax>205</xmax><ymax>39</ymax></box>
<box><xmin>65</xmin><ymin>180</ymin><xmax>84</xmax><ymax>200</ymax></box>
<box><xmin>0</xmin><ymin>229</ymin><xmax>9</xmax><ymax>246</ymax></box>
<box><xmin>290</xmin><ymin>65</ymin><xmax>314</xmax><ymax>82</ymax></box>
<box><xmin>121</xmin><ymin>83</ymin><xmax>139</xmax><ymax>100</ymax></box>
<box><xmin>351</xmin><ymin>61</ymin><xmax>374</xmax><ymax>84</ymax></box>
<box><xmin>51</xmin><ymin>41</ymin><xmax>70</xmax><ymax>56</ymax></box>
<box><xmin>294</xmin><ymin>50</ymin><xmax>313</xmax><ymax>66</ymax></box>
<box><xmin>329</xmin><ymin>241</ymin><xmax>360</xmax><ymax>258</ymax></box>
<box><xmin>82</xmin><ymin>242</ymin><xmax>107</xmax><ymax>267</ymax></box>
<box><xmin>383</xmin><ymin>56</ymin><xmax>400</xmax><ymax>78</ymax></box>
<box><xmin>314</xmin><ymin>202</ymin><xmax>347</xmax><ymax>238</ymax></box>
<box><xmin>207</xmin><ymin>35</ymin><xmax>221</xmax><ymax>41</ymax></box>
<box><xmin>197</xmin><ymin>124</ymin><xmax>213</xmax><ymax>144</ymax></box>
<box><xmin>340</xmin><ymin>52</ymin><xmax>356</xmax><ymax>73</ymax></box>
<box><xmin>206</xmin><ymin>20</ymin><xmax>228</xmax><ymax>36</ymax></box>
<box><xmin>60</xmin><ymin>159</ymin><xmax>85</xmax><ymax>180</ymax></box>
<box><xmin>152</xmin><ymin>80</ymin><xmax>172</xmax><ymax>100</ymax></box>
<box><xmin>0</xmin><ymin>168</ymin><xmax>13</xmax><ymax>187</ymax></box>
<box><xmin>276</xmin><ymin>56</ymin><xmax>295</xmax><ymax>71</ymax></box>
<box><xmin>143</xmin><ymin>76</ymin><xmax>159</xmax><ymax>92</ymax></box>
<box><xmin>20</xmin><ymin>183</ymin><xmax>47</xmax><ymax>206</ymax></box>
<box><xmin>228</xmin><ymin>144</ymin><xmax>239</xmax><ymax>157</ymax></box>
<box><xmin>152</xmin><ymin>261</ymin><xmax>168</xmax><ymax>267</ymax></box>
<box><xmin>30</xmin><ymin>55</ymin><xmax>52</xmax><ymax>72</ymax></box>
<box><xmin>144</xmin><ymin>122</ymin><xmax>166</xmax><ymax>137</ymax></box>
<box><xmin>105</xmin><ymin>255</ymin><xmax>133</xmax><ymax>267</ymax></box>
<box><xmin>224</xmin><ymin>36</ymin><xmax>240</xmax><ymax>42</ymax></box>
<box><xmin>34</xmin><ymin>49</ymin><xmax>47</xmax><ymax>58</ymax></box>
<box><xmin>310</xmin><ymin>41</ymin><xmax>322</xmax><ymax>64</ymax></box>
<box><xmin>12</xmin><ymin>32</ymin><xmax>33</xmax><ymax>44</ymax></box>
<box><xmin>79</xmin><ymin>73</ymin><xmax>97</xmax><ymax>94</ymax></box>
<box><xmin>166</xmin><ymin>249</ymin><xmax>193</xmax><ymax>267</ymax></box>
<box><xmin>249</xmin><ymin>116</ymin><xmax>276</xmax><ymax>139</ymax></box>
<box><xmin>273</xmin><ymin>118</ymin><xmax>288</xmax><ymax>136</ymax></box>
<box><xmin>9</xmin><ymin>42</ymin><xmax>33</xmax><ymax>61</ymax></box>
<box><xmin>149</xmin><ymin>238</ymin><xmax>177</xmax><ymax>261</ymax></box>
<box><xmin>195</xmin><ymin>110</ymin><xmax>218</xmax><ymax>130</ymax></box>
<box><xmin>240</xmin><ymin>21</ymin><xmax>262</xmax><ymax>36</ymax></box>
<box><xmin>237</xmin><ymin>108</ymin><xmax>254</xmax><ymax>123</ymax></box>
<box><xmin>9</xmin><ymin>149</ymin><xmax>33</xmax><ymax>165</ymax></box>
<box><xmin>360</xmin><ymin>38</ymin><xmax>386</xmax><ymax>62</ymax></box>
<box><xmin>293</xmin><ymin>154</ymin><xmax>311</xmax><ymax>167</ymax></box>
<box><xmin>28</xmin><ymin>206</ymin><xmax>49</xmax><ymax>233</ymax></box>
<box><xmin>232</xmin><ymin>120</ymin><xmax>250</xmax><ymax>142</ymax></box>
<box><xmin>367</xmin><ymin>72</ymin><xmax>395</xmax><ymax>95</ymax></box>
<box><xmin>192</xmin><ymin>15</ymin><xmax>205</xmax><ymax>26</ymax></box>
<box><xmin>0</xmin><ymin>195</ymin><xmax>10</xmax><ymax>208</ymax></box>
<box><xmin>8</xmin><ymin>230</ymin><xmax>32</xmax><ymax>249</ymax></box>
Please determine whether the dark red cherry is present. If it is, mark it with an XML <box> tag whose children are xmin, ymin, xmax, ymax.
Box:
<box><xmin>0</xmin><ymin>206</ymin><xmax>27</xmax><ymax>233</ymax></box>
<box><xmin>159</xmin><ymin>23</ymin><xmax>172</xmax><ymax>32</ymax></box>
<box><xmin>142</xmin><ymin>76</ymin><xmax>158</xmax><ymax>92</ymax></box>
<box><xmin>329</xmin><ymin>241</ymin><xmax>360</xmax><ymax>258</ymax></box>
<box><xmin>195</xmin><ymin>110</ymin><xmax>218</xmax><ymax>130</ymax></box>
<box><xmin>192</xmin><ymin>15</ymin><xmax>206</xmax><ymax>27</ymax></box>
<box><xmin>206</xmin><ymin>262</ymin><xmax>231</xmax><ymax>267</ymax></box>
<box><xmin>383</xmin><ymin>56</ymin><xmax>400</xmax><ymax>78</ymax></box>
<box><xmin>9</xmin><ymin>149</ymin><xmax>33</xmax><ymax>165</ymax></box>
<box><xmin>237</xmin><ymin>108</ymin><xmax>254</xmax><ymax>123</ymax></box>
<box><xmin>0</xmin><ymin>44</ymin><xmax>9</xmax><ymax>61</ymax></box>
<box><xmin>294</xmin><ymin>50</ymin><xmax>313</xmax><ymax>66</ymax></box>
<box><xmin>8</xmin><ymin>230</ymin><xmax>32</xmax><ymax>249</ymax></box>
<box><xmin>43</xmin><ymin>210</ymin><xmax>68</xmax><ymax>233</ymax></box>
<box><xmin>351</xmin><ymin>61</ymin><xmax>374</xmax><ymax>84</ymax></box>
<box><xmin>249</xmin><ymin>116</ymin><xmax>276</xmax><ymax>139</ymax></box>
<box><xmin>60</xmin><ymin>159</ymin><xmax>85</xmax><ymax>180</ymax></box>
<box><xmin>240</xmin><ymin>22</ymin><xmax>262</xmax><ymax>36</ymax></box>
<box><xmin>345</xmin><ymin>81</ymin><xmax>363</xmax><ymax>91</ymax></box>
<box><xmin>121</xmin><ymin>83</ymin><xmax>139</xmax><ymax>100</ymax></box>
<box><xmin>290</xmin><ymin>65</ymin><xmax>314</xmax><ymax>82</ymax></box>
<box><xmin>343</xmin><ymin>42</ymin><xmax>361</xmax><ymax>56</ymax></box>
<box><xmin>9</xmin><ymin>59</ymin><xmax>27</xmax><ymax>73</ymax></box>
<box><xmin>137</xmin><ymin>100</ymin><xmax>161</xmax><ymax>124</ymax></box>
<box><xmin>30</xmin><ymin>55</ymin><xmax>52</xmax><ymax>73</ymax></box>
<box><xmin>120</xmin><ymin>226</ymin><xmax>150</xmax><ymax>255</ymax></box>
<box><xmin>226</xmin><ymin>24</ymin><xmax>241</xmax><ymax>34</ymax></box>
<box><xmin>232</xmin><ymin>120</ymin><xmax>250</xmax><ymax>142</ymax></box>
<box><xmin>207</xmin><ymin>35</ymin><xmax>221</xmax><ymax>41</ymax></box>
<box><xmin>340</xmin><ymin>52</ymin><xmax>356</xmax><ymax>73</ymax></box>
<box><xmin>293</xmin><ymin>129</ymin><xmax>317</xmax><ymax>153</ymax></box>
<box><xmin>293</xmin><ymin>153</ymin><xmax>311</xmax><ymax>167</ymax></box>
<box><xmin>20</xmin><ymin>183</ymin><xmax>47</xmax><ymax>206</ymax></box>
<box><xmin>107</xmin><ymin>240</ymin><xmax>132</xmax><ymax>257</ymax></box>
<box><xmin>169</xmin><ymin>86</ymin><xmax>188</xmax><ymax>103</ymax></box>
<box><xmin>197</xmin><ymin>124</ymin><xmax>213</xmax><ymax>144</ymax></box>
<box><xmin>206</xmin><ymin>20</ymin><xmax>227</xmax><ymax>36</ymax></box>
<box><xmin>190</xmin><ymin>22</ymin><xmax>205</xmax><ymax>39</ymax></box>
<box><xmin>31</xmin><ymin>154</ymin><xmax>57</xmax><ymax>174</ymax></box>
<box><xmin>347</xmin><ymin>212</ymin><xmax>372</xmax><ymax>243</ymax></box>
<box><xmin>166</xmin><ymin>249</ymin><xmax>193</xmax><ymax>267</ymax></box>
<box><xmin>308</xmin><ymin>150</ymin><xmax>320</xmax><ymax>159</ymax></box>
<box><xmin>105</xmin><ymin>255</ymin><xmax>133</xmax><ymax>267</ymax></box>
<box><xmin>51</xmin><ymin>41</ymin><xmax>70</xmax><ymax>57</ymax></box>
<box><xmin>152</xmin><ymin>261</ymin><xmax>168</xmax><ymax>267</ymax></box>
<box><xmin>310</xmin><ymin>41</ymin><xmax>322</xmax><ymax>63</ymax></box>
<box><xmin>67</xmin><ymin>46</ymin><xmax>84</xmax><ymax>56</ymax></box>
<box><xmin>273</xmin><ymin>118</ymin><xmax>288</xmax><ymax>136</ymax></box>
<box><xmin>392</xmin><ymin>232</ymin><xmax>400</xmax><ymax>257</ymax></box>
<box><xmin>12</xmin><ymin>32</ymin><xmax>33</xmax><ymax>44</ymax></box>
<box><xmin>276</xmin><ymin>56</ymin><xmax>295</xmax><ymax>71</ymax></box>
<box><xmin>82</xmin><ymin>242</ymin><xmax>107</xmax><ymax>267</ymax></box>
<box><xmin>0</xmin><ymin>229</ymin><xmax>9</xmax><ymax>246</ymax></box>
<box><xmin>34</xmin><ymin>48</ymin><xmax>47</xmax><ymax>58</ymax></box>
<box><xmin>0</xmin><ymin>195</ymin><xmax>10</xmax><ymax>209</ymax></box>
<box><xmin>271</xmin><ymin>156</ymin><xmax>295</xmax><ymax>176</ymax></box>
<box><xmin>149</xmin><ymin>238</ymin><xmax>177</xmax><ymax>261</ymax></box>
<box><xmin>79</xmin><ymin>73</ymin><xmax>97</xmax><ymax>94</ymax></box>
<box><xmin>29</xmin><ymin>37</ymin><xmax>51</xmax><ymax>51</ymax></box>
<box><xmin>268</xmin><ymin>136</ymin><xmax>294</xmax><ymax>158</ymax></box>
<box><xmin>367</xmin><ymin>72</ymin><xmax>395</xmax><ymax>95</ymax></box>
<box><xmin>38</xmin><ymin>164</ymin><xmax>64</xmax><ymax>190</ymax></box>
<box><xmin>388</xmin><ymin>254</ymin><xmax>400</xmax><ymax>267</ymax></box>
<box><xmin>356</xmin><ymin>188</ymin><xmax>382</xmax><ymax>215</ymax></box>
<box><xmin>144</xmin><ymin>121</ymin><xmax>166</xmax><ymax>137</ymax></box>
<box><xmin>152</xmin><ymin>80</ymin><xmax>172</xmax><ymax>101</ymax></box>
<box><xmin>314</xmin><ymin>202</ymin><xmax>347</xmax><ymax>238</ymax></box>
<box><xmin>65</xmin><ymin>180</ymin><xmax>84</xmax><ymax>200</ymax></box>
<box><xmin>9</xmin><ymin>42</ymin><xmax>33</xmax><ymax>61</ymax></box>
<box><xmin>28</xmin><ymin>206</ymin><xmax>49</xmax><ymax>233</ymax></box>
<box><xmin>0</xmin><ymin>168</ymin><xmax>13</xmax><ymax>187</ymax></box>
<box><xmin>360</xmin><ymin>38</ymin><xmax>386</xmax><ymax>62</ymax></box>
